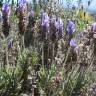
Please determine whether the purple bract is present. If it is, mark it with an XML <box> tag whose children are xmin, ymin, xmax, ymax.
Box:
<box><xmin>70</xmin><ymin>39</ymin><xmax>77</xmax><ymax>47</ymax></box>
<box><xmin>41</xmin><ymin>12</ymin><xmax>49</xmax><ymax>27</ymax></box>
<box><xmin>2</xmin><ymin>3</ymin><xmax>10</xmax><ymax>13</ymax></box>
<box><xmin>54</xmin><ymin>17</ymin><xmax>63</xmax><ymax>38</ymax></box>
<box><xmin>67</xmin><ymin>19</ymin><xmax>75</xmax><ymax>35</ymax></box>
<box><xmin>17</xmin><ymin>0</ymin><xmax>27</xmax><ymax>14</ymax></box>
<box><xmin>54</xmin><ymin>17</ymin><xmax>63</xmax><ymax>30</ymax></box>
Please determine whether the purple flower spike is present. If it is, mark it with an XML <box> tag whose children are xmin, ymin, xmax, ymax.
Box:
<box><xmin>2</xmin><ymin>3</ymin><xmax>10</xmax><ymax>13</ymax></box>
<box><xmin>67</xmin><ymin>19</ymin><xmax>75</xmax><ymax>35</ymax></box>
<box><xmin>41</xmin><ymin>12</ymin><xmax>49</xmax><ymax>27</ymax></box>
<box><xmin>70</xmin><ymin>39</ymin><xmax>77</xmax><ymax>47</ymax></box>
<box><xmin>54</xmin><ymin>17</ymin><xmax>63</xmax><ymax>30</ymax></box>
<box><xmin>91</xmin><ymin>22</ymin><xmax>96</xmax><ymax>32</ymax></box>
<box><xmin>18</xmin><ymin>0</ymin><xmax>27</xmax><ymax>8</ymax></box>
<box><xmin>54</xmin><ymin>17</ymin><xmax>63</xmax><ymax>38</ymax></box>
<box><xmin>17</xmin><ymin>0</ymin><xmax>27</xmax><ymax>14</ymax></box>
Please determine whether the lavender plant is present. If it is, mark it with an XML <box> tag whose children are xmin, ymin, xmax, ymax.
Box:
<box><xmin>1</xmin><ymin>2</ymin><xmax>11</xmax><ymax>65</ymax></box>
<box><xmin>0</xmin><ymin>0</ymin><xmax>96</xmax><ymax>96</ymax></box>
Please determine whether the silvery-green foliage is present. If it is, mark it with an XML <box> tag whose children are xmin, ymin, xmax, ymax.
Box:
<box><xmin>0</xmin><ymin>64</ymin><xmax>23</xmax><ymax>96</ymax></box>
<box><xmin>37</xmin><ymin>64</ymin><xmax>94</xmax><ymax>96</ymax></box>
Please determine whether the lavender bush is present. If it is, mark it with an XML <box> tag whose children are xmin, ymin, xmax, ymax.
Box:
<box><xmin>0</xmin><ymin>0</ymin><xmax>96</xmax><ymax>96</ymax></box>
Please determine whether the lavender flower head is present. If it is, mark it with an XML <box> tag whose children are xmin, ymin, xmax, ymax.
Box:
<box><xmin>2</xmin><ymin>3</ymin><xmax>10</xmax><ymax>16</ymax></box>
<box><xmin>40</xmin><ymin>11</ymin><xmax>50</xmax><ymax>40</ymax></box>
<box><xmin>17</xmin><ymin>0</ymin><xmax>27</xmax><ymax>35</ymax></box>
<box><xmin>91</xmin><ymin>22</ymin><xmax>96</xmax><ymax>32</ymax></box>
<box><xmin>2</xmin><ymin>2</ymin><xmax>10</xmax><ymax>37</ymax></box>
<box><xmin>17</xmin><ymin>0</ymin><xmax>27</xmax><ymax>13</ymax></box>
<box><xmin>54</xmin><ymin>17</ymin><xmax>63</xmax><ymax>30</ymax></box>
<box><xmin>2</xmin><ymin>3</ymin><xmax>9</xmax><ymax>12</ymax></box>
<box><xmin>70</xmin><ymin>39</ymin><xmax>77</xmax><ymax>47</ymax></box>
<box><xmin>54</xmin><ymin>17</ymin><xmax>64</xmax><ymax>38</ymax></box>
<box><xmin>41</xmin><ymin>11</ymin><xmax>49</xmax><ymax>27</ymax></box>
<box><xmin>67</xmin><ymin>19</ymin><xmax>75</xmax><ymax>35</ymax></box>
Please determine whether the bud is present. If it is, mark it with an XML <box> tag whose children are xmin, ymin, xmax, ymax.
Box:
<box><xmin>2</xmin><ymin>3</ymin><xmax>10</xmax><ymax>13</ymax></box>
